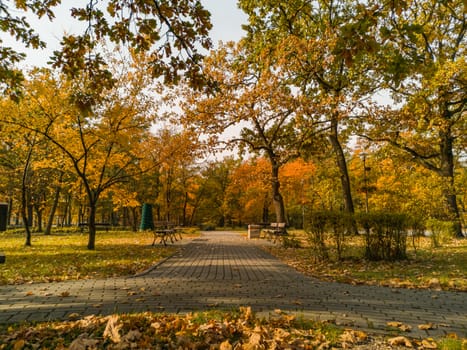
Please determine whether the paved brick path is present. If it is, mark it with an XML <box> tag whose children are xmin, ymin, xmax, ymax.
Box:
<box><xmin>0</xmin><ymin>231</ymin><xmax>465</xmax><ymax>338</ymax></box>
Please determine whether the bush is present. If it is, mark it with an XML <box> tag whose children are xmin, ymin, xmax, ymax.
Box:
<box><xmin>304</xmin><ymin>211</ymin><xmax>329</xmax><ymax>261</ymax></box>
<box><xmin>426</xmin><ymin>218</ymin><xmax>456</xmax><ymax>247</ymax></box>
<box><xmin>356</xmin><ymin>212</ymin><xmax>408</xmax><ymax>261</ymax></box>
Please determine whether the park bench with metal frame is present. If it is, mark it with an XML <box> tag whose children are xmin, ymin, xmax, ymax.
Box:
<box><xmin>152</xmin><ymin>221</ymin><xmax>183</xmax><ymax>246</ymax></box>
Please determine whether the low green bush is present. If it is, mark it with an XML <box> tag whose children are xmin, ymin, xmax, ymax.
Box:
<box><xmin>426</xmin><ymin>218</ymin><xmax>456</xmax><ymax>247</ymax></box>
<box><xmin>356</xmin><ymin>212</ymin><xmax>408</xmax><ymax>261</ymax></box>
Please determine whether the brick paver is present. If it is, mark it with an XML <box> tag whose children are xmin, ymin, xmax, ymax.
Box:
<box><xmin>0</xmin><ymin>231</ymin><xmax>465</xmax><ymax>338</ymax></box>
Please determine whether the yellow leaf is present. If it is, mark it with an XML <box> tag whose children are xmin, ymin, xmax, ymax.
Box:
<box><xmin>13</xmin><ymin>339</ymin><xmax>25</xmax><ymax>350</ymax></box>
<box><xmin>103</xmin><ymin>315</ymin><xmax>122</xmax><ymax>343</ymax></box>
<box><xmin>220</xmin><ymin>340</ymin><xmax>233</xmax><ymax>350</ymax></box>
<box><xmin>418</xmin><ymin>323</ymin><xmax>436</xmax><ymax>330</ymax></box>
<box><xmin>387</xmin><ymin>321</ymin><xmax>412</xmax><ymax>332</ymax></box>
<box><xmin>388</xmin><ymin>336</ymin><xmax>413</xmax><ymax>347</ymax></box>
<box><xmin>421</xmin><ymin>339</ymin><xmax>437</xmax><ymax>349</ymax></box>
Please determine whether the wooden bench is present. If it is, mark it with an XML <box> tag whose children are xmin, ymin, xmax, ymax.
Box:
<box><xmin>262</xmin><ymin>222</ymin><xmax>287</xmax><ymax>243</ymax></box>
<box><xmin>152</xmin><ymin>221</ymin><xmax>183</xmax><ymax>246</ymax></box>
<box><xmin>78</xmin><ymin>222</ymin><xmax>111</xmax><ymax>232</ymax></box>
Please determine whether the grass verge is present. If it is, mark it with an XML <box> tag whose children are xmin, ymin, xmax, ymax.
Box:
<box><xmin>0</xmin><ymin>229</ymin><xmax>183</xmax><ymax>285</ymax></box>
<box><xmin>266</xmin><ymin>232</ymin><xmax>467</xmax><ymax>291</ymax></box>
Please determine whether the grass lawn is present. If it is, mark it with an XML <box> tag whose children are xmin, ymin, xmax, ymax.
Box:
<box><xmin>0</xmin><ymin>229</ymin><xmax>184</xmax><ymax>285</ymax></box>
<box><xmin>266</xmin><ymin>231</ymin><xmax>467</xmax><ymax>292</ymax></box>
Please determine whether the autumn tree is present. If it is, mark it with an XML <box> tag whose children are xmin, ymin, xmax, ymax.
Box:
<box><xmin>1</xmin><ymin>0</ymin><xmax>212</xmax><ymax>97</ymax></box>
<box><xmin>238</xmin><ymin>0</ymin><xmax>381</xmax><ymax>219</ymax></box>
<box><xmin>225</xmin><ymin>158</ymin><xmax>272</xmax><ymax>225</ymax></box>
<box><xmin>190</xmin><ymin>157</ymin><xmax>240</xmax><ymax>227</ymax></box>
<box><xmin>183</xmin><ymin>41</ymin><xmax>317</xmax><ymax>224</ymax></box>
<box><xmin>2</xmin><ymin>57</ymin><xmax>157</xmax><ymax>249</ymax></box>
<box><xmin>363</xmin><ymin>0</ymin><xmax>466</xmax><ymax>236</ymax></box>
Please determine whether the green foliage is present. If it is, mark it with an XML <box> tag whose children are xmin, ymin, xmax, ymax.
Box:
<box><xmin>304</xmin><ymin>211</ymin><xmax>329</xmax><ymax>261</ymax></box>
<box><xmin>304</xmin><ymin>211</ymin><xmax>354</xmax><ymax>261</ymax></box>
<box><xmin>281</xmin><ymin>233</ymin><xmax>302</xmax><ymax>249</ymax></box>
<box><xmin>426</xmin><ymin>218</ymin><xmax>457</xmax><ymax>248</ymax></box>
<box><xmin>356</xmin><ymin>212</ymin><xmax>408</xmax><ymax>261</ymax></box>
<box><xmin>437</xmin><ymin>337</ymin><xmax>465</xmax><ymax>350</ymax></box>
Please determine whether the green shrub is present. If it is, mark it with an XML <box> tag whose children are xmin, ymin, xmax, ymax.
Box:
<box><xmin>426</xmin><ymin>218</ymin><xmax>456</xmax><ymax>247</ymax></box>
<box><xmin>304</xmin><ymin>211</ymin><xmax>329</xmax><ymax>261</ymax></box>
<box><xmin>356</xmin><ymin>212</ymin><xmax>408</xmax><ymax>261</ymax></box>
<box><xmin>327</xmin><ymin>211</ymin><xmax>353</xmax><ymax>260</ymax></box>
<box><xmin>281</xmin><ymin>234</ymin><xmax>302</xmax><ymax>248</ymax></box>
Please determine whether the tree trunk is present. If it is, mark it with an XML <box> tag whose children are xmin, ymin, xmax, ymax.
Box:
<box><xmin>439</xmin><ymin>129</ymin><xmax>463</xmax><ymax>237</ymax></box>
<box><xmin>182</xmin><ymin>191</ymin><xmax>188</xmax><ymax>226</ymax></box>
<box><xmin>270</xmin><ymin>162</ymin><xmax>286</xmax><ymax>223</ymax></box>
<box><xmin>22</xmin><ymin>140</ymin><xmax>34</xmax><ymax>247</ymax></box>
<box><xmin>262</xmin><ymin>193</ymin><xmax>269</xmax><ymax>223</ymax></box>
<box><xmin>45</xmin><ymin>173</ymin><xmax>63</xmax><ymax>235</ymax></box>
<box><xmin>328</xmin><ymin>118</ymin><xmax>354</xmax><ymax>214</ymax></box>
<box><xmin>35</xmin><ymin>206</ymin><xmax>43</xmax><ymax>232</ymax></box>
<box><xmin>87</xmin><ymin>201</ymin><xmax>97</xmax><ymax>250</ymax></box>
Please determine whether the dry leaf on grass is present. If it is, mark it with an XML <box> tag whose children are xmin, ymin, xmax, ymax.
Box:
<box><xmin>103</xmin><ymin>315</ymin><xmax>122</xmax><ymax>343</ymax></box>
<box><xmin>68</xmin><ymin>335</ymin><xmax>99</xmax><ymax>350</ymax></box>
<box><xmin>420</xmin><ymin>339</ymin><xmax>437</xmax><ymax>349</ymax></box>
<box><xmin>220</xmin><ymin>340</ymin><xmax>233</xmax><ymax>350</ymax></box>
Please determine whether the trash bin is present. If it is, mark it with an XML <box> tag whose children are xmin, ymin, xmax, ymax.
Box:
<box><xmin>0</xmin><ymin>202</ymin><xmax>8</xmax><ymax>231</ymax></box>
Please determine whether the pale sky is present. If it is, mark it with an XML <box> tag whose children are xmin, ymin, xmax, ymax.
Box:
<box><xmin>6</xmin><ymin>0</ymin><xmax>247</xmax><ymax>69</ymax></box>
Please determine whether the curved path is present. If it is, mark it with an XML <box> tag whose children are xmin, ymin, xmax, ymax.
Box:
<box><xmin>0</xmin><ymin>231</ymin><xmax>465</xmax><ymax>338</ymax></box>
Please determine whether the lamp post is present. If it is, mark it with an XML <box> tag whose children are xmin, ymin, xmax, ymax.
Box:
<box><xmin>360</xmin><ymin>152</ymin><xmax>369</xmax><ymax>213</ymax></box>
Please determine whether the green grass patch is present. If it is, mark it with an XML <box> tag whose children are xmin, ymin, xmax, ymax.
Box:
<box><xmin>0</xmin><ymin>229</ymin><xmax>180</xmax><ymax>285</ymax></box>
<box><xmin>266</xmin><ymin>233</ymin><xmax>467</xmax><ymax>291</ymax></box>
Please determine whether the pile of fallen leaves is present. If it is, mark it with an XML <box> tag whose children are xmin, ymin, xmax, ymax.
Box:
<box><xmin>0</xmin><ymin>307</ymin><xmax>428</xmax><ymax>349</ymax></box>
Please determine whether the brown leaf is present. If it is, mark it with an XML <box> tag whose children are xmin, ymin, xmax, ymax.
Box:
<box><xmin>25</xmin><ymin>291</ymin><xmax>34</xmax><ymax>296</ymax></box>
<box><xmin>13</xmin><ymin>339</ymin><xmax>25</xmax><ymax>350</ymax></box>
<box><xmin>421</xmin><ymin>339</ymin><xmax>437</xmax><ymax>349</ymax></box>
<box><xmin>418</xmin><ymin>323</ymin><xmax>436</xmax><ymax>330</ymax></box>
<box><xmin>103</xmin><ymin>315</ymin><xmax>122</xmax><ymax>343</ymax></box>
<box><xmin>219</xmin><ymin>340</ymin><xmax>233</xmax><ymax>350</ymax></box>
<box><xmin>61</xmin><ymin>291</ymin><xmax>70</xmax><ymax>297</ymax></box>
<box><xmin>68</xmin><ymin>335</ymin><xmax>99</xmax><ymax>350</ymax></box>
<box><xmin>387</xmin><ymin>321</ymin><xmax>412</xmax><ymax>332</ymax></box>
<box><xmin>388</xmin><ymin>336</ymin><xmax>413</xmax><ymax>347</ymax></box>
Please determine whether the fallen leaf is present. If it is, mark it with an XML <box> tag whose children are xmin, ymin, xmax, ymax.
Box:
<box><xmin>387</xmin><ymin>321</ymin><xmax>411</xmax><ymax>331</ymax></box>
<box><xmin>25</xmin><ymin>291</ymin><xmax>33</xmax><ymax>296</ymax></box>
<box><xmin>68</xmin><ymin>312</ymin><xmax>81</xmax><ymax>319</ymax></box>
<box><xmin>61</xmin><ymin>291</ymin><xmax>70</xmax><ymax>297</ymax></box>
<box><xmin>103</xmin><ymin>315</ymin><xmax>122</xmax><ymax>343</ymax></box>
<box><xmin>220</xmin><ymin>340</ymin><xmax>233</xmax><ymax>350</ymax></box>
<box><xmin>13</xmin><ymin>339</ymin><xmax>25</xmax><ymax>350</ymax></box>
<box><xmin>421</xmin><ymin>339</ymin><xmax>437</xmax><ymax>349</ymax></box>
<box><xmin>388</xmin><ymin>336</ymin><xmax>413</xmax><ymax>347</ymax></box>
<box><xmin>68</xmin><ymin>335</ymin><xmax>99</xmax><ymax>350</ymax></box>
<box><xmin>418</xmin><ymin>323</ymin><xmax>436</xmax><ymax>330</ymax></box>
